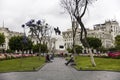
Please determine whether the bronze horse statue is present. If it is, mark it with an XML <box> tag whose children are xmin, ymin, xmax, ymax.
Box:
<box><xmin>54</xmin><ymin>27</ymin><xmax>61</xmax><ymax>35</ymax></box>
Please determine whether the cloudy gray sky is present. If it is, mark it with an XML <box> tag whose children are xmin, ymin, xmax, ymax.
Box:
<box><xmin>0</xmin><ymin>0</ymin><xmax>120</xmax><ymax>33</ymax></box>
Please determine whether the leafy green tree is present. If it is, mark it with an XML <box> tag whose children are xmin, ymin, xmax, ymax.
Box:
<box><xmin>41</xmin><ymin>44</ymin><xmax>48</xmax><ymax>53</ymax></box>
<box><xmin>6</xmin><ymin>49</ymin><xmax>14</xmax><ymax>53</ymax></box>
<box><xmin>108</xmin><ymin>47</ymin><xmax>117</xmax><ymax>52</ymax></box>
<box><xmin>9</xmin><ymin>36</ymin><xmax>33</xmax><ymax>51</ymax></box>
<box><xmin>67</xmin><ymin>47</ymin><xmax>73</xmax><ymax>53</ymax></box>
<box><xmin>98</xmin><ymin>47</ymin><xmax>108</xmax><ymax>53</ymax></box>
<box><xmin>87</xmin><ymin>37</ymin><xmax>102</xmax><ymax>49</ymax></box>
<box><xmin>67</xmin><ymin>45</ymin><xmax>83</xmax><ymax>54</ymax></box>
<box><xmin>9</xmin><ymin>36</ymin><xmax>22</xmax><ymax>51</ymax></box>
<box><xmin>74</xmin><ymin>45</ymin><xmax>83</xmax><ymax>54</ymax></box>
<box><xmin>0</xmin><ymin>33</ymin><xmax>5</xmax><ymax>45</ymax></box>
<box><xmin>33</xmin><ymin>43</ymin><xmax>48</xmax><ymax>53</ymax></box>
<box><xmin>9</xmin><ymin>36</ymin><xmax>33</xmax><ymax>68</ymax></box>
<box><xmin>115</xmin><ymin>35</ymin><xmax>120</xmax><ymax>50</ymax></box>
<box><xmin>32</xmin><ymin>44</ymin><xmax>39</xmax><ymax>53</ymax></box>
<box><xmin>0</xmin><ymin>33</ymin><xmax>5</xmax><ymax>53</ymax></box>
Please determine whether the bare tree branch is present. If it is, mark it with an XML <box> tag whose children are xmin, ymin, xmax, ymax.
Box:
<box><xmin>80</xmin><ymin>0</ymin><xmax>88</xmax><ymax>18</ymax></box>
<box><xmin>60</xmin><ymin>0</ymin><xmax>96</xmax><ymax>67</ymax></box>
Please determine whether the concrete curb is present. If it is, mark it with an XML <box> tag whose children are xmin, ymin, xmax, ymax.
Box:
<box><xmin>34</xmin><ymin>63</ymin><xmax>46</xmax><ymax>71</ymax></box>
<box><xmin>72</xmin><ymin>66</ymin><xmax>120</xmax><ymax>73</ymax></box>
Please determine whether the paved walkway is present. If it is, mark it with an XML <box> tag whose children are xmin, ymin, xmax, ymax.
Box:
<box><xmin>0</xmin><ymin>58</ymin><xmax>120</xmax><ymax>80</ymax></box>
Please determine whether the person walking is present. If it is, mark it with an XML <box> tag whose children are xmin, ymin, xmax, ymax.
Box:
<box><xmin>46</xmin><ymin>54</ymin><xmax>50</xmax><ymax>62</ymax></box>
<box><xmin>65</xmin><ymin>55</ymin><xmax>74</xmax><ymax>65</ymax></box>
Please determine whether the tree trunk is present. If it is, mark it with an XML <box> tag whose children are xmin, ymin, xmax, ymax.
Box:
<box><xmin>77</xmin><ymin>18</ymin><xmax>96</xmax><ymax>67</ymax></box>
<box><xmin>89</xmin><ymin>48</ymin><xmax>96</xmax><ymax>67</ymax></box>
<box><xmin>71</xmin><ymin>19</ymin><xmax>78</xmax><ymax>54</ymax></box>
<box><xmin>38</xmin><ymin>39</ymin><xmax>42</xmax><ymax>60</ymax></box>
<box><xmin>73</xmin><ymin>35</ymin><xmax>76</xmax><ymax>54</ymax></box>
<box><xmin>73</xmin><ymin>43</ymin><xmax>76</xmax><ymax>54</ymax></box>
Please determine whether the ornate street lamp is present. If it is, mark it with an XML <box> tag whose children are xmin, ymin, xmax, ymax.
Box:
<box><xmin>21</xmin><ymin>24</ymin><xmax>28</xmax><ymax>55</ymax></box>
<box><xmin>22</xmin><ymin>24</ymin><xmax>27</xmax><ymax>44</ymax></box>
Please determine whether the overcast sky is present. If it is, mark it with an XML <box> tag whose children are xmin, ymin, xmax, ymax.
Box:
<box><xmin>0</xmin><ymin>0</ymin><xmax>120</xmax><ymax>33</ymax></box>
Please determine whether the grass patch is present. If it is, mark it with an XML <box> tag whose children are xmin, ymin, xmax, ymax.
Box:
<box><xmin>0</xmin><ymin>56</ymin><xmax>45</xmax><ymax>73</ymax></box>
<box><xmin>74</xmin><ymin>56</ymin><xmax>120</xmax><ymax>71</ymax></box>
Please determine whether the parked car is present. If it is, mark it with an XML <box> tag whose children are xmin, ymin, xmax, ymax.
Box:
<box><xmin>108</xmin><ymin>52</ymin><xmax>120</xmax><ymax>58</ymax></box>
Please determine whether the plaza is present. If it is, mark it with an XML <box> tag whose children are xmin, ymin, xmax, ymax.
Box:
<box><xmin>0</xmin><ymin>0</ymin><xmax>120</xmax><ymax>80</ymax></box>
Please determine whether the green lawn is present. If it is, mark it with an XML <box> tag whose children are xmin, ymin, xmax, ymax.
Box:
<box><xmin>0</xmin><ymin>56</ymin><xmax>45</xmax><ymax>73</ymax></box>
<box><xmin>74</xmin><ymin>56</ymin><xmax>120</xmax><ymax>71</ymax></box>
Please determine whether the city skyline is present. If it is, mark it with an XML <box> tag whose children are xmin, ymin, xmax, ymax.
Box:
<box><xmin>0</xmin><ymin>0</ymin><xmax>120</xmax><ymax>33</ymax></box>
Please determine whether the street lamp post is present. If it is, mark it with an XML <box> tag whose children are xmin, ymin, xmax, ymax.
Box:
<box><xmin>20</xmin><ymin>24</ymin><xmax>27</xmax><ymax>68</ymax></box>
<box><xmin>21</xmin><ymin>24</ymin><xmax>27</xmax><ymax>54</ymax></box>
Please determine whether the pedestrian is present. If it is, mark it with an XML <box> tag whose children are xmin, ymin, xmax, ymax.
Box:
<box><xmin>65</xmin><ymin>55</ymin><xmax>74</xmax><ymax>65</ymax></box>
<box><xmin>60</xmin><ymin>53</ymin><xmax>63</xmax><ymax>57</ymax></box>
<box><xmin>50</xmin><ymin>54</ymin><xmax>54</xmax><ymax>60</ymax></box>
<box><xmin>46</xmin><ymin>54</ymin><xmax>50</xmax><ymax>62</ymax></box>
<box><xmin>65</xmin><ymin>53</ymin><xmax>68</xmax><ymax>57</ymax></box>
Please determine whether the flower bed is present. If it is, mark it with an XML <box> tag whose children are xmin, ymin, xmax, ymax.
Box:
<box><xmin>0</xmin><ymin>53</ymin><xmax>38</xmax><ymax>60</ymax></box>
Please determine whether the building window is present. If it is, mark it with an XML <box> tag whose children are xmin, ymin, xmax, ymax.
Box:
<box><xmin>59</xmin><ymin>45</ymin><xmax>64</xmax><ymax>49</ymax></box>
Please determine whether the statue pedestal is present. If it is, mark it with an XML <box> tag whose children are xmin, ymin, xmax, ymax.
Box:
<box><xmin>54</xmin><ymin>35</ymin><xmax>66</xmax><ymax>54</ymax></box>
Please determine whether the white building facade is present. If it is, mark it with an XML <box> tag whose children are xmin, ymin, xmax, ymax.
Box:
<box><xmin>62</xmin><ymin>28</ymin><xmax>82</xmax><ymax>49</ymax></box>
<box><xmin>0</xmin><ymin>26</ymin><xmax>66</xmax><ymax>54</ymax></box>
<box><xmin>87</xmin><ymin>30</ymin><xmax>114</xmax><ymax>48</ymax></box>
<box><xmin>1</xmin><ymin>20</ymin><xmax>119</xmax><ymax>53</ymax></box>
<box><xmin>62</xmin><ymin>20</ymin><xmax>120</xmax><ymax>49</ymax></box>
<box><xmin>0</xmin><ymin>27</ymin><xmax>23</xmax><ymax>50</ymax></box>
<box><xmin>94</xmin><ymin>20</ymin><xmax>120</xmax><ymax>40</ymax></box>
